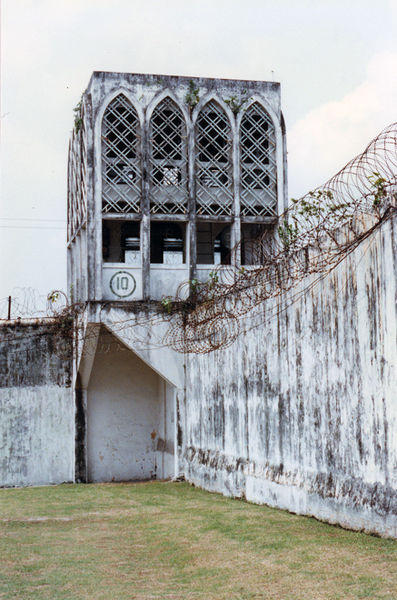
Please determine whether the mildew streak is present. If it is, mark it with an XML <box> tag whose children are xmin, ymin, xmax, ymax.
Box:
<box><xmin>184</xmin><ymin>213</ymin><xmax>397</xmax><ymax>537</ymax></box>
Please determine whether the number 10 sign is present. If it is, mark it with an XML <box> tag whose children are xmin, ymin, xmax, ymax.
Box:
<box><xmin>109</xmin><ymin>271</ymin><xmax>137</xmax><ymax>298</ymax></box>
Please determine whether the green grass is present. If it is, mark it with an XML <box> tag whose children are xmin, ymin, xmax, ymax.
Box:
<box><xmin>0</xmin><ymin>481</ymin><xmax>396</xmax><ymax>599</ymax></box>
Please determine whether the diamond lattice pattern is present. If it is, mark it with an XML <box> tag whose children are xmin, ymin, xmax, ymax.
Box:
<box><xmin>240</xmin><ymin>103</ymin><xmax>277</xmax><ymax>217</ymax></box>
<box><xmin>149</xmin><ymin>98</ymin><xmax>188</xmax><ymax>214</ymax></box>
<box><xmin>68</xmin><ymin>108</ymin><xmax>87</xmax><ymax>241</ymax></box>
<box><xmin>196</xmin><ymin>102</ymin><xmax>233</xmax><ymax>216</ymax></box>
<box><xmin>102</xmin><ymin>95</ymin><xmax>141</xmax><ymax>213</ymax></box>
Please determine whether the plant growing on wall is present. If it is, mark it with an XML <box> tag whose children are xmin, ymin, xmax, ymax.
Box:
<box><xmin>48</xmin><ymin>291</ymin><xmax>60</xmax><ymax>303</ymax></box>
<box><xmin>208</xmin><ymin>271</ymin><xmax>219</xmax><ymax>288</ymax></box>
<box><xmin>291</xmin><ymin>189</ymin><xmax>350</xmax><ymax>231</ymax></box>
<box><xmin>368</xmin><ymin>172</ymin><xmax>387</xmax><ymax>208</ymax></box>
<box><xmin>278</xmin><ymin>219</ymin><xmax>299</xmax><ymax>252</ymax></box>
<box><xmin>73</xmin><ymin>95</ymin><xmax>83</xmax><ymax>133</ymax></box>
<box><xmin>189</xmin><ymin>279</ymin><xmax>201</xmax><ymax>294</ymax></box>
<box><xmin>161</xmin><ymin>296</ymin><xmax>174</xmax><ymax>314</ymax></box>
<box><xmin>224</xmin><ymin>92</ymin><xmax>250</xmax><ymax>114</ymax></box>
<box><xmin>185</xmin><ymin>80</ymin><xmax>200</xmax><ymax>111</ymax></box>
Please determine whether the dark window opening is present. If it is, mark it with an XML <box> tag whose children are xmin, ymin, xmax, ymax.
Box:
<box><xmin>150</xmin><ymin>222</ymin><xmax>186</xmax><ymax>264</ymax></box>
<box><xmin>102</xmin><ymin>220</ymin><xmax>140</xmax><ymax>264</ymax></box>
<box><xmin>196</xmin><ymin>222</ymin><xmax>231</xmax><ymax>265</ymax></box>
<box><xmin>241</xmin><ymin>223</ymin><xmax>270</xmax><ymax>266</ymax></box>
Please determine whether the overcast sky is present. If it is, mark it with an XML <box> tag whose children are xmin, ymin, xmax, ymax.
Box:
<box><xmin>1</xmin><ymin>0</ymin><xmax>397</xmax><ymax>312</ymax></box>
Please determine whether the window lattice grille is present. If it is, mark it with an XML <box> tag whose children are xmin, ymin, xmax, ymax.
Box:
<box><xmin>102</xmin><ymin>95</ymin><xmax>141</xmax><ymax>214</ymax></box>
<box><xmin>195</xmin><ymin>101</ymin><xmax>233</xmax><ymax>216</ymax></box>
<box><xmin>68</xmin><ymin>107</ymin><xmax>87</xmax><ymax>241</ymax></box>
<box><xmin>149</xmin><ymin>98</ymin><xmax>188</xmax><ymax>214</ymax></box>
<box><xmin>240</xmin><ymin>103</ymin><xmax>277</xmax><ymax>217</ymax></box>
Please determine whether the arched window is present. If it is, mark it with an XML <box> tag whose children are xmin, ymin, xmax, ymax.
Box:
<box><xmin>149</xmin><ymin>97</ymin><xmax>188</xmax><ymax>214</ymax></box>
<box><xmin>195</xmin><ymin>101</ymin><xmax>233</xmax><ymax>216</ymax></box>
<box><xmin>101</xmin><ymin>95</ymin><xmax>141</xmax><ymax>213</ymax></box>
<box><xmin>240</xmin><ymin>102</ymin><xmax>277</xmax><ymax>217</ymax></box>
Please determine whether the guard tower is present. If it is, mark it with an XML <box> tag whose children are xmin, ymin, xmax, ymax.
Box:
<box><xmin>67</xmin><ymin>72</ymin><xmax>287</xmax><ymax>484</ymax></box>
<box><xmin>68</xmin><ymin>72</ymin><xmax>287</xmax><ymax>304</ymax></box>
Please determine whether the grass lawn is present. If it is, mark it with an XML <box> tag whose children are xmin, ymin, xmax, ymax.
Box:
<box><xmin>0</xmin><ymin>481</ymin><xmax>396</xmax><ymax>599</ymax></box>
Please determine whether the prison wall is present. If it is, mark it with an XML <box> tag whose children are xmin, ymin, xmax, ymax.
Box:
<box><xmin>0</xmin><ymin>321</ymin><xmax>74</xmax><ymax>487</ymax></box>
<box><xmin>183</xmin><ymin>211</ymin><xmax>397</xmax><ymax>537</ymax></box>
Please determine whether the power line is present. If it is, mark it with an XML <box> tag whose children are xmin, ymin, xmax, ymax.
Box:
<box><xmin>0</xmin><ymin>225</ymin><xmax>65</xmax><ymax>230</ymax></box>
<box><xmin>0</xmin><ymin>217</ymin><xmax>66</xmax><ymax>222</ymax></box>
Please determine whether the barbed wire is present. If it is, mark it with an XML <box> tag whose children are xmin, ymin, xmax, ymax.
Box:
<box><xmin>0</xmin><ymin>288</ymin><xmax>70</xmax><ymax>320</ymax></box>
<box><xmin>164</xmin><ymin>121</ymin><xmax>397</xmax><ymax>353</ymax></box>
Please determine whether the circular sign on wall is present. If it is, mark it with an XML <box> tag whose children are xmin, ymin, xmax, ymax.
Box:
<box><xmin>109</xmin><ymin>271</ymin><xmax>137</xmax><ymax>298</ymax></box>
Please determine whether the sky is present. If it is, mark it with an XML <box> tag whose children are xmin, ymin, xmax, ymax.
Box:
<box><xmin>1</xmin><ymin>0</ymin><xmax>397</xmax><ymax>312</ymax></box>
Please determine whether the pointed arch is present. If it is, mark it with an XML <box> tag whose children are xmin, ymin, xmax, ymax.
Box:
<box><xmin>146</xmin><ymin>88</ymin><xmax>190</xmax><ymax>127</ymax></box>
<box><xmin>195</xmin><ymin>100</ymin><xmax>233</xmax><ymax>216</ymax></box>
<box><xmin>101</xmin><ymin>94</ymin><xmax>142</xmax><ymax>214</ymax></box>
<box><xmin>149</xmin><ymin>96</ymin><xmax>188</xmax><ymax>214</ymax></box>
<box><xmin>239</xmin><ymin>101</ymin><xmax>277</xmax><ymax>217</ymax></box>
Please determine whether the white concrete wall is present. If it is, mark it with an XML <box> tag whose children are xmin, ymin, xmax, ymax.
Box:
<box><xmin>87</xmin><ymin>329</ymin><xmax>175</xmax><ymax>482</ymax></box>
<box><xmin>156</xmin><ymin>378</ymin><xmax>177</xmax><ymax>479</ymax></box>
<box><xmin>97</xmin><ymin>305</ymin><xmax>185</xmax><ymax>389</ymax></box>
<box><xmin>0</xmin><ymin>322</ymin><xmax>74</xmax><ymax>487</ymax></box>
<box><xmin>0</xmin><ymin>387</ymin><xmax>74</xmax><ymax>487</ymax></box>
<box><xmin>183</xmin><ymin>212</ymin><xmax>397</xmax><ymax>538</ymax></box>
<box><xmin>150</xmin><ymin>266</ymin><xmax>189</xmax><ymax>300</ymax></box>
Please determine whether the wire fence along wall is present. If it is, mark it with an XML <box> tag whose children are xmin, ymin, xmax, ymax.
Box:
<box><xmin>2</xmin><ymin>123</ymin><xmax>397</xmax><ymax>355</ymax></box>
<box><xmin>0</xmin><ymin>289</ymin><xmax>64</xmax><ymax>321</ymax></box>
<box><xmin>163</xmin><ymin>121</ymin><xmax>397</xmax><ymax>353</ymax></box>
